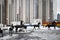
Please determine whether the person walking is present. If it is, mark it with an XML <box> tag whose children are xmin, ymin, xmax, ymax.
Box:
<box><xmin>9</xmin><ymin>26</ymin><xmax>13</xmax><ymax>36</ymax></box>
<box><xmin>0</xmin><ymin>28</ymin><xmax>3</xmax><ymax>37</ymax></box>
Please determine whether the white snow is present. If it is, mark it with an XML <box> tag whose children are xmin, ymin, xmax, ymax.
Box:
<box><xmin>0</xmin><ymin>26</ymin><xmax>60</xmax><ymax>40</ymax></box>
<box><xmin>0</xmin><ymin>34</ymin><xmax>18</xmax><ymax>40</ymax></box>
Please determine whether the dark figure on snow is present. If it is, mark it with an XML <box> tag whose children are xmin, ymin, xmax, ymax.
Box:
<box><xmin>20</xmin><ymin>20</ymin><xmax>23</xmax><ymax>25</ymax></box>
<box><xmin>46</xmin><ymin>21</ymin><xmax>57</xmax><ymax>29</ymax></box>
<box><xmin>9</xmin><ymin>25</ymin><xmax>13</xmax><ymax>36</ymax></box>
<box><xmin>0</xmin><ymin>28</ymin><xmax>3</xmax><ymax>37</ymax></box>
<box><xmin>34</xmin><ymin>22</ymin><xmax>41</xmax><ymax>29</ymax></box>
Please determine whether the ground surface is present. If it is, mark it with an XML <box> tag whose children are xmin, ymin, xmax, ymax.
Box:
<box><xmin>0</xmin><ymin>26</ymin><xmax>60</xmax><ymax>40</ymax></box>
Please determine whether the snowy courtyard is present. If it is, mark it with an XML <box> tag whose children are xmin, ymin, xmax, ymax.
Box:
<box><xmin>0</xmin><ymin>26</ymin><xmax>60</xmax><ymax>40</ymax></box>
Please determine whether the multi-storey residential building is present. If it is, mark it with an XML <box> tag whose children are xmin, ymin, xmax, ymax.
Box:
<box><xmin>0</xmin><ymin>0</ymin><xmax>57</xmax><ymax>25</ymax></box>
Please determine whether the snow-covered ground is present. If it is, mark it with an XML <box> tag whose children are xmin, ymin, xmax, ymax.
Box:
<box><xmin>0</xmin><ymin>26</ymin><xmax>60</xmax><ymax>40</ymax></box>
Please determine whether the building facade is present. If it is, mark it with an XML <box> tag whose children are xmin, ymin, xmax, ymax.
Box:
<box><xmin>57</xmin><ymin>13</ymin><xmax>60</xmax><ymax>22</ymax></box>
<box><xmin>0</xmin><ymin>0</ymin><xmax>57</xmax><ymax>25</ymax></box>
